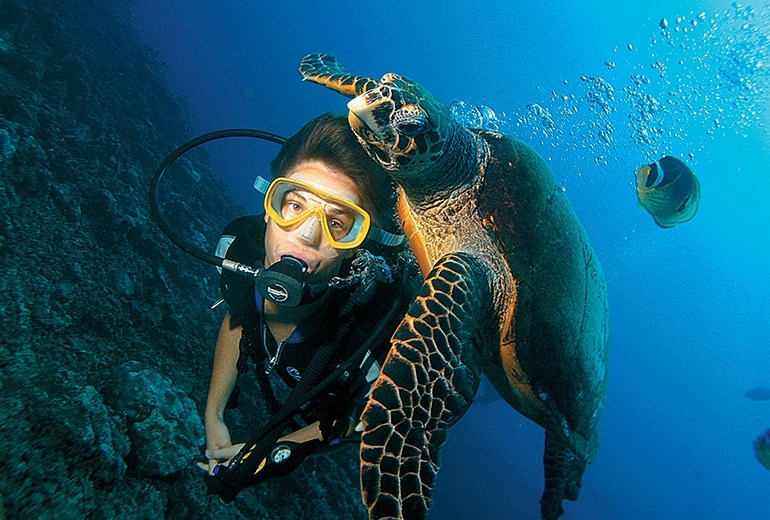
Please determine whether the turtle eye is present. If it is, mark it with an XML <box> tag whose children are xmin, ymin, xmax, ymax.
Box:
<box><xmin>391</xmin><ymin>106</ymin><xmax>428</xmax><ymax>137</ymax></box>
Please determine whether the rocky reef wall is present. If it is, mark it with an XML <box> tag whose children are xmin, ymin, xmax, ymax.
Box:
<box><xmin>0</xmin><ymin>1</ymin><xmax>364</xmax><ymax>518</ymax></box>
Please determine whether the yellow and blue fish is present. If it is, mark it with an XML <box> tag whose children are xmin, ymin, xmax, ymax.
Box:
<box><xmin>635</xmin><ymin>156</ymin><xmax>701</xmax><ymax>228</ymax></box>
<box><xmin>754</xmin><ymin>429</ymin><xmax>770</xmax><ymax>471</ymax></box>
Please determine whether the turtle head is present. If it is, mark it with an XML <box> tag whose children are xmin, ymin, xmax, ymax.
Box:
<box><xmin>347</xmin><ymin>73</ymin><xmax>455</xmax><ymax>176</ymax></box>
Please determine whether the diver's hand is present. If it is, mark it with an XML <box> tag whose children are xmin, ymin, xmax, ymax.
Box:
<box><xmin>198</xmin><ymin>419</ymin><xmax>239</xmax><ymax>475</ymax></box>
<box><xmin>203</xmin><ymin>443</ymin><xmax>245</xmax><ymax>469</ymax></box>
<box><xmin>197</xmin><ymin>443</ymin><xmax>245</xmax><ymax>475</ymax></box>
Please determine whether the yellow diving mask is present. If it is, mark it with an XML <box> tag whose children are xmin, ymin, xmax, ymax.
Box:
<box><xmin>262</xmin><ymin>176</ymin><xmax>373</xmax><ymax>249</ymax></box>
<box><xmin>257</xmin><ymin>176</ymin><xmax>404</xmax><ymax>249</ymax></box>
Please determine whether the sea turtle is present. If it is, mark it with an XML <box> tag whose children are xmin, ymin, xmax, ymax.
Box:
<box><xmin>299</xmin><ymin>53</ymin><xmax>610</xmax><ymax>520</ymax></box>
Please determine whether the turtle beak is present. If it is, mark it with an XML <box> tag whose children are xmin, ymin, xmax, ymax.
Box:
<box><xmin>347</xmin><ymin>94</ymin><xmax>379</xmax><ymax>135</ymax></box>
<box><xmin>347</xmin><ymin>89</ymin><xmax>397</xmax><ymax>145</ymax></box>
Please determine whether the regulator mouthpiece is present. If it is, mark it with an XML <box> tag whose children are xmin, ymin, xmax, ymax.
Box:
<box><xmin>256</xmin><ymin>256</ymin><xmax>308</xmax><ymax>307</ymax></box>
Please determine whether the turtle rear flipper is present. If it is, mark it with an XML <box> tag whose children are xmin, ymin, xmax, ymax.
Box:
<box><xmin>299</xmin><ymin>53</ymin><xmax>378</xmax><ymax>97</ymax></box>
<box><xmin>540</xmin><ymin>431</ymin><xmax>587</xmax><ymax>520</ymax></box>
<box><xmin>360</xmin><ymin>253</ymin><xmax>490</xmax><ymax>519</ymax></box>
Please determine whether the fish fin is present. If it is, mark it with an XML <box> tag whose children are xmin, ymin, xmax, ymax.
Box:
<box><xmin>653</xmin><ymin>216</ymin><xmax>677</xmax><ymax>229</ymax></box>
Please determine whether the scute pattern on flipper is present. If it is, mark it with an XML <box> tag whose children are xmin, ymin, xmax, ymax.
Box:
<box><xmin>361</xmin><ymin>254</ymin><xmax>490</xmax><ymax>520</ymax></box>
<box><xmin>299</xmin><ymin>53</ymin><xmax>378</xmax><ymax>97</ymax></box>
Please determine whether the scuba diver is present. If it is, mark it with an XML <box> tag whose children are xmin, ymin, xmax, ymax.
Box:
<box><xmin>186</xmin><ymin>113</ymin><xmax>420</xmax><ymax>500</ymax></box>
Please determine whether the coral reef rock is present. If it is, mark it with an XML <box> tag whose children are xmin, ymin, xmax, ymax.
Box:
<box><xmin>0</xmin><ymin>0</ymin><xmax>365</xmax><ymax>518</ymax></box>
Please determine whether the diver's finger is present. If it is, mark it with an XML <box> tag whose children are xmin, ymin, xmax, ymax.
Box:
<box><xmin>196</xmin><ymin>459</ymin><xmax>222</xmax><ymax>476</ymax></box>
<box><xmin>206</xmin><ymin>445</ymin><xmax>241</xmax><ymax>461</ymax></box>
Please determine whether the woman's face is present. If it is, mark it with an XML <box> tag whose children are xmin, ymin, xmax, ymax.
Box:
<box><xmin>264</xmin><ymin>161</ymin><xmax>365</xmax><ymax>283</ymax></box>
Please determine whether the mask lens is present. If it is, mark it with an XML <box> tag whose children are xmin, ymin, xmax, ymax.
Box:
<box><xmin>264</xmin><ymin>178</ymin><xmax>370</xmax><ymax>248</ymax></box>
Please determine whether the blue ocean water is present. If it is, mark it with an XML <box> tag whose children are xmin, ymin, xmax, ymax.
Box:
<box><xmin>132</xmin><ymin>1</ymin><xmax>770</xmax><ymax>518</ymax></box>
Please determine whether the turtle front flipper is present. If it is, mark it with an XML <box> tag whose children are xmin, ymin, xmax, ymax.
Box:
<box><xmin>299</xmin><ymin>53</ymin><xmax>379</xmax><ymax>97</ymax></box>
<box><xmin>360</xmin><ymin>253</ymin><xmax>492</xmax><ymax>519</ymax></box>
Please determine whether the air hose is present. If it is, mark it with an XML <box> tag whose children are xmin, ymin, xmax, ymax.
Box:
<box><xmin>150</xmin><ymin>129</ymin><xmax>329</xmax><ymax>306</ymax></box>
<box><xmin>149</xmin><ymin>129</ymin><xmax>286</xmax><ymax>271</ymax></box>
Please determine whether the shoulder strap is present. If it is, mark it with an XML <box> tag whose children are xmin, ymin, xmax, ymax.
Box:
<box><xmin>218</xmin><ymin>216</ymin><xmax>266</xmax><ymax>326</ymax></box>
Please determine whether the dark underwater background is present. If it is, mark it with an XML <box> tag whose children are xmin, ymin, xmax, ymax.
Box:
<box><xmin>1</xmin><ymin>0</ymin><xmax>768</xmax><ymax>518</ymax></box>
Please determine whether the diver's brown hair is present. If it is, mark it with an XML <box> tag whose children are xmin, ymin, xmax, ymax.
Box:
<box><xmin>270</xmin><ymin>113</ymin><xmax>399</xmax><ymax>236</ymax></box>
